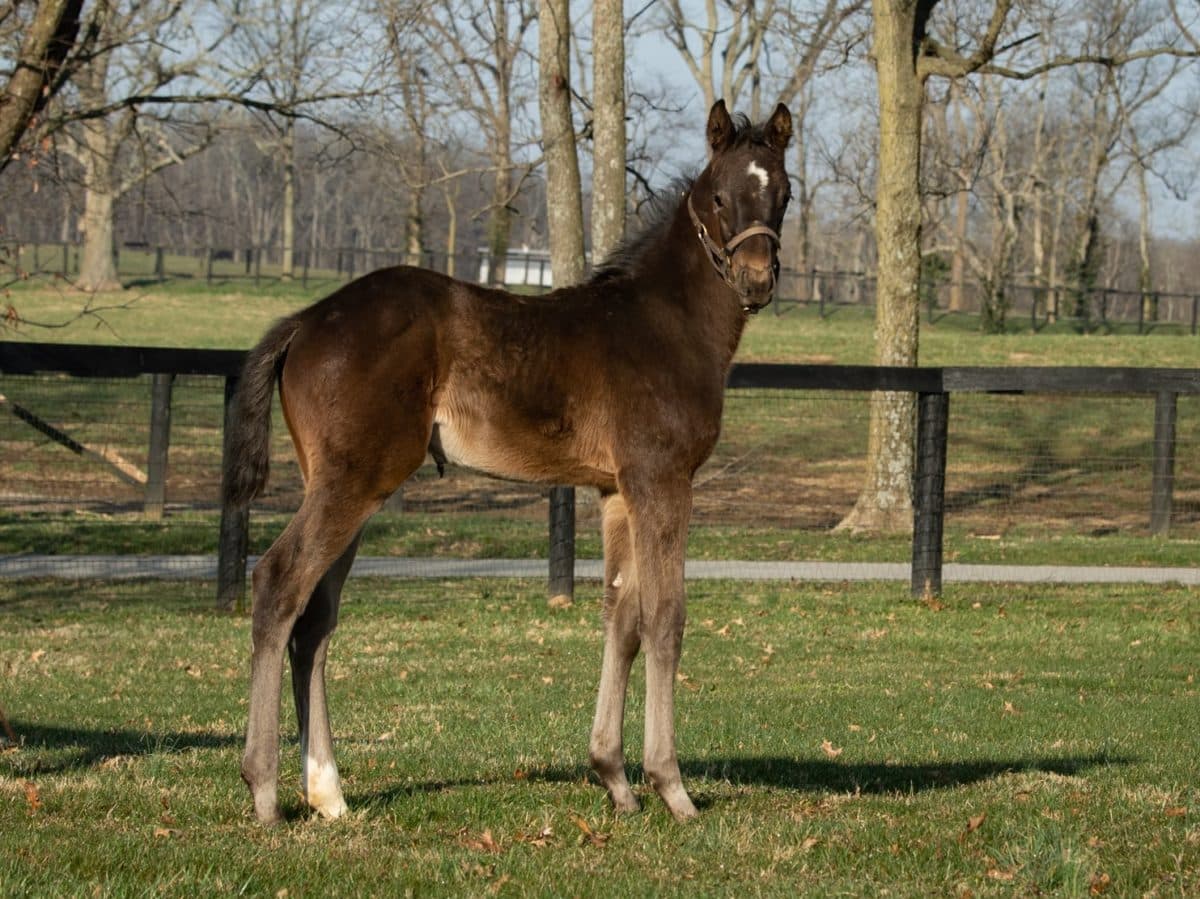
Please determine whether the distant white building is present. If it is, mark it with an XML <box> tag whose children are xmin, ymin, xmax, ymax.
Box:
<box><xmin>477</xmin><ymin>246</ymin><xmax>554</xmax><ymax>288</ymax></box>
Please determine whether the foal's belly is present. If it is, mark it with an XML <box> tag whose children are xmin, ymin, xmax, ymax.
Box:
<box><xmin>431</xmin><ymin>408</ymin><xmax>617</xmax><ymax>490</ymax></box>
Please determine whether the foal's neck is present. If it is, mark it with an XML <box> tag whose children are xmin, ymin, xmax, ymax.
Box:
<box><xmin>668</xmin><ymin>196</ymin><xmax>750</xmax><ymax>371</ymax></box>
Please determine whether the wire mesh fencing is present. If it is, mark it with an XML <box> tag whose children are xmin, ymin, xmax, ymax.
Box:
<box><xmin>1</xmin><ymin>369</ymin><xmax>1195</xmax><ymax>583</ymax></box>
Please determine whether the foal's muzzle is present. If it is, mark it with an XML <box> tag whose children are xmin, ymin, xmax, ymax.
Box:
<box><xmin>687</xmin><ymin>193</ymin><xmax>781</xmax><ymax>314</ymax></box>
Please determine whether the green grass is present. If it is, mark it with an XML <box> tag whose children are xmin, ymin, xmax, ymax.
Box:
<box><xmin>2</xmin><ymin>510</ymin><xmax>1198</xmax><ymax>569</ymax></box>
<box><xmin>1</xmin><ymin>579</ymin><xmax>1197</xmax><ymax>895</ymax></box>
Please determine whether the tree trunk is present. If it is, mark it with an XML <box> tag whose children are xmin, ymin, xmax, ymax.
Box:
<box><xmin>590</xmin><ymin>0</ymin><xmax>625</xmax><ymax>264</ymax></box>
<box><xmin>538</xmin><ymin>0</ymin><xmax>585</xmax><ymax>285</ymax></box>
<box><xmin>442</xmin><ymin>185</ymin><xmax>458</xmax><ymax>277</ymax></box>
<box><xmin>836</xmin><ymin>0</ymin><xmax>924</xmax><ymax>534</ymax></box>
<box><xmin>405</xmin><ymin>188</ymin><xmax>424</xmax><ymax>267</ymax></box>
<box><xmin>1136</xmin><ymin>157</ymin><xmax>1155</xmax><ymax>321</ymax></box>
<box><xmin>76</xmin><ymin>122</ymin><xmax>121</xmax><ymax>292</ymax></box>
<box><xmin>0</xmin><ymin>0</ymin><xmax>83</xmax><ymax>174</ymax></box>
<box><xmin>280</xmin><ymin>119</ymin><xmax>296</xmax><ymax>280</ymax></box>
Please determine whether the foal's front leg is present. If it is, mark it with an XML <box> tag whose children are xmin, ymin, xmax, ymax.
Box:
<box><xmin>625</xmin><ymin>475</ymin><xmax>698</xmax><ymax>820</ymax></box>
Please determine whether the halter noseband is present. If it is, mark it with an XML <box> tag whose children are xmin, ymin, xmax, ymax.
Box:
<box><xmin>687</xmin><ymin>192</ymin><xmax>781</xmax><ymax>313</ymax></box>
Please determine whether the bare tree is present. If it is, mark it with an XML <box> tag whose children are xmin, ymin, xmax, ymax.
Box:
<box><xmin>37</xmin><ymin>1</ymin><xmax>254</xmax><ymax>291</ymax></box>
<box><xmin>413</xmin><ymin>0</ymin><xmax>539</xmax><ymax>285</ymax></box>
<box><xmin>658</xmin><ymin>0</ymin><xmax>779</xmax><ymax>116</ymax></box>
<box><xmin>230</xmin><ymin>0</ymin><xmax>383</xmax><ymax>279</ymax></box>
<box><xmin>837</xmin><ymin>0</ymin><xmax>1199</xmax><ymax>534</ymax></box>
<box><xmin>0</xmin><ymin>0</ymin><xmax>89</xmax><ymax>173</ymax></box>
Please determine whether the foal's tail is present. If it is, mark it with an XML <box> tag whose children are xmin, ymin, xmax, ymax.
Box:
<box><xmin>222</xmin><ymin>315</ymin><xmax>303</xmax><ymax>508</ymax></box>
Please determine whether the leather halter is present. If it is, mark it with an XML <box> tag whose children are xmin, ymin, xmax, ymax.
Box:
<box><xmin>687</xmin><ymin>192</ymin><xmax>781</xmax><ymax>313</ymax></box>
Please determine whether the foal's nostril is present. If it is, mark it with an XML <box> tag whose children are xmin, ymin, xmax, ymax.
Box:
<box><xmin>737</xmin><ymin>264</ymin><xmax>775</xmax><ymax>292</ymax></box>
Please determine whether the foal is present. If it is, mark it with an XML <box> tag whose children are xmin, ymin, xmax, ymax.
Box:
<box><xmin>225</xmin><ymin>100</ymin><xmax>793</xmax><ymax>824</ymax></box>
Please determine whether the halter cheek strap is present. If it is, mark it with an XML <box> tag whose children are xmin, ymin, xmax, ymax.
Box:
<box><xmin>687</xmin><ymin>192</ymin><xmax>781</xmax><ymax>312</ymax></box>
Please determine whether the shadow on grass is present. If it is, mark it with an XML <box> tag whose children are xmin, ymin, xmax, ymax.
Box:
<box><xmin>679</xmin><ymin>753</ymin><xmax>1128</xmax><ymax>799</ymax></box>
<box><xmin>359</xmin><ymin>751</ymin><xmax>1131</xmax><ymax>812</ymax></box>
<box><xmin>0</xmin><ymin>721</ymin><xmax>241</xmax><ymax>776</ymax></box>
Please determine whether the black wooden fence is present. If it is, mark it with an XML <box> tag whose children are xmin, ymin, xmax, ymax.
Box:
<box><xmin>1</xmin><ymin>341</ymin><xmax>1196</xmax><ymax>605</ymax></box>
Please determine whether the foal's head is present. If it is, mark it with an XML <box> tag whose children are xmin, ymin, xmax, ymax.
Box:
<box><xmin>690</xmin><ymin>100</ymin><xmax>793</xmax><ymax>313</ymax></box>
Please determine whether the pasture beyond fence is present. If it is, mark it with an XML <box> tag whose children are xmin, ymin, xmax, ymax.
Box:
<box><xmin>1</xmin><ymin>341</ymin><xmax>1196</xmax><ymax>604</ymax></box>
<box><xmin>5</xmin><ymin>240</ymin><xmax>1200</xmax><ymax>334</ymax></box>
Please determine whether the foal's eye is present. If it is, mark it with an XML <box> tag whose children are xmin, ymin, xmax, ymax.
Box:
<box><xmin>712</xmin><ymin>193</ymin><xmax>726</xmax><ymax>211</ymax></box>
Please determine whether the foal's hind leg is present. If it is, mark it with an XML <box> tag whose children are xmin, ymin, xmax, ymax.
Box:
<box><xmin>589</xmin><ymin>493</ymin><xmax>642</xmax><ymax>813</ymax></box>
<box><xmin>242</xmin><ymin>493</ymin><xmax>378</xmax><ymax>825</ymax></box>
<box><xmin>289</xmin><ymin>530</ymin><xmax>362</xmax><ymax>819</ymax></box>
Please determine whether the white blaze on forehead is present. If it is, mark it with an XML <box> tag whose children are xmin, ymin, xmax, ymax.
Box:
<box><xmin>747</xmin><ymin>161</ymin><xmax>770</xmax><ymax>192</ymax></box>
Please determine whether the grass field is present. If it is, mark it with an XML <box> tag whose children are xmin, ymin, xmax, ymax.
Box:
<box><xmin>1</xmin><ymin>578</ymin><xmax>1197</xmax><ymax>896</ymax></box>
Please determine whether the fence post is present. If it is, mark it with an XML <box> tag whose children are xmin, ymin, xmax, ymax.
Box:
<box><xmin>143</xmin><ymin>373</ymin><xmax>175</xmax><ymax>520</ymax></box>
<box><xmin>155</xmin><ymin>246</ymin><xmax>165</xmax><ymax>283</ymax></box>
<box><xmin>218</xmin><ymin>375</ymin><xmax>250</xmax><ymax>612</ymax></box>
<box><xmin>1150</xmin><ymin>391</ymin><xmax>1177</xmax><ymax>536</ymax></box>
<box><xmin>548</xmin><ymin>485</ymin><xmax>575</xmax><ymax>604</ymax></box>
<box><xmin>62</xmin><ymin>243</ymin><xmax>69</xmax><ymax>276</ymax></box>
<box><xmin>912</xmin><ymin>391</ymin><xmax>949</xmax><ymax>598</ymax></box>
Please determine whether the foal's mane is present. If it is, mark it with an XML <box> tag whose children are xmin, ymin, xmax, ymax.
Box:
<box><xmin>589</xmin><ymin>113</ymin><xmax>771</xmax><ymax>284</ymax></box>
<box><xmin>589</xmin><ymin>176</ymin><xmax>694</xmax><ymax>283</ymax></box>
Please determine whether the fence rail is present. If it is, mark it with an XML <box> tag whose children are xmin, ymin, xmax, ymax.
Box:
<box><xmin>3</xmin><ymin>341</ymin><xmax>1197</xmax><ymax>605</ymax></box>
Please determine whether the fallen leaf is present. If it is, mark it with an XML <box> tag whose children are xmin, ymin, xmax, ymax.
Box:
<box><xmin>515</xmin><ymin>825</ymin><xmax>553</xmax><ymax>847</ymax></box>
<box><xmin>30</xmin><ymin>649</ymin><xmax>46</xmax><ymax>663</ymax></box>
<box><xmin>1089</xmin><ymin>872</ymin><xmax>1111</xmax><ymax>895</ymax></box>
<box><xmin>571</xmin><ymin>814</ymin><xmax>610</xmax><ymax>847</ymax></box>
<box><xmin>23</xmin><ymin>781</ymin><xmax>41</xmax><ymax>814</ymax></box>
<box><xmin>801</xmin><ymin>836</ymin><xmax>819</xmax><ymax>851</ymax></box>
<box><xmin>987</xmin><ymin>868</ymin><xmax>1015</xmax><ymax>882</ymax></box>
<box><xmin>541</xmin><ymin>676</ymin><xmax>554</xmax><ymax>685</ymax></box>
<box><xmin>489</xmin><ymin>873</ymin><xmax>511</xmax><ymax>895</ymax></box>
<box><xmin>153</xmin><ymin>827</ymin><xmax>178</xmax><ymax>839</ymax></box>
<box><xmin>1002</xmin><ymin>701</ymin><xmax>1019</xmax><ymax>715</ymax></box>
<box><xmin>820</xmin><ymin>739</ymin><xmax>843</xmax><ymax>760</ymax></box>
<box><xmin>461</xmin><ymin>828</ymin><xmax>501</xmax><ymax>854</ymax></box>
<box><xmin>548</xmin><ymin>595</ymin><xmax>572</xmax><ymax>610</ymax></box>
<box><xmin>966</xmin><ymin>812</ymin><xmax>986</xmax><ymax>833</ymax></box>
<box><xmin>1165</xmin><ymin>806</ymin><xmax>1187</xmax><ymax>818</ymax></box>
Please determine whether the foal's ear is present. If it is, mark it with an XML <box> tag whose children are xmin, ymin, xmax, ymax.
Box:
<box><xmin>765</xmin><ymin>103</ymin><xmax>793</xmax><ymax>153</ymax></box>
<box><xmin>707</xmin><ymin>100</ymin><xmax>735</xmax><ymax>153</ymax></box>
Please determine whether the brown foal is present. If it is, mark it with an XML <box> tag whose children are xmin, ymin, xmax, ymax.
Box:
<box><xmin>224</xmin><ymin>100</ymin><xmax>792</xmax><ymax>824</ymax></box>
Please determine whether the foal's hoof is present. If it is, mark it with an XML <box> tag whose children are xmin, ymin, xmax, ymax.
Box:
<box><xmin>659</xmin><ymin>786</ymin><xmax>699</xmax><ymax>821</ymax></box>
<box><xmin>253</xmin><ymin>802</ymin><xmax>285</xmax><ymax>827</ymax></box>
<box><xmin>311</xmin><ymin>796</ymin><xmax>349</xmax><ymax>820</ymax></box>
<box><xmin>610</xmin><ymin>789</ymin><xmax>642</xmax><ymax>815</ymax></box>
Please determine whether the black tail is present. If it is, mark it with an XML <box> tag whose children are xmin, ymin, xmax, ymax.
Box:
<box><xmin>222</xmin><ymin>315</ymin><xmax>303</xmax><ymax>508</ymax></box>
